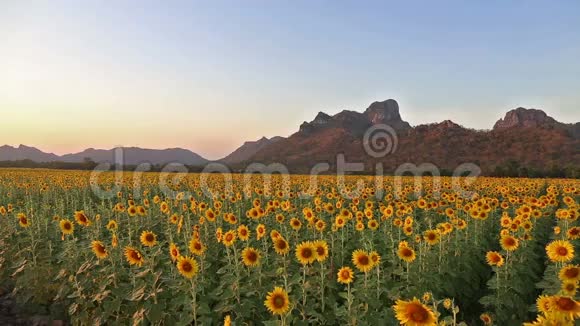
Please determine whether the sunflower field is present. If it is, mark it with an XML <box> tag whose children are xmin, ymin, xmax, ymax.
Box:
<box><xmin>0</xmin><ymin>169</ymin><xmax>579</xmax><ymax>325</ymax></box>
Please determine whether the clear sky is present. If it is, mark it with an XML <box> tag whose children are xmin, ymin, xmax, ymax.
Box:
<box><xmin>1</xmin><ymin>1</ymin><xmax>579</xmax><ymax>159</ymax></box>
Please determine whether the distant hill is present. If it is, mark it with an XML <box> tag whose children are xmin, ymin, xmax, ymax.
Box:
<box><xmin>0</xmin><ymin>145</ymin><xmax>60</xmax><ymax>162</ymax></box>
<box><xmin>0</xmin><ymin>146</ymin><xmax>208</xmax><ymax>166</ymax></box>
<box><xmin>220</xmin><ymin>136</ymin><xmax>284</xmax><ymax>164</ymax></box>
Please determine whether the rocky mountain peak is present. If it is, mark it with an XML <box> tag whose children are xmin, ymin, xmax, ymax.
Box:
<box><xmin>313</xmin><ymin>112</ymin><xmax>332</xmax><ymax>124</ymax></box>
<box><xmin>364</xmin><ymin>99</ymin><xmax>411</xmax><ymax>130</ymax></box>
<box><xmin>493</xmin><ymin>107</ymin><xmax>556</xmax><ymax>130</ymax></box>
<box><xmin>439</xmin><ymin>120</ymin><xmax>461</xmax><ymax>129</ymax></box>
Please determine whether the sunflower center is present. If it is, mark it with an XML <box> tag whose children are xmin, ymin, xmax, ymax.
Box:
<box><xmin>409</xmin><ymin>306</ymin><xmax>428</xmax><ymax>321</ymax></box>
<box><xmin>181</xmin><ymin>261</ymin><xmax>192</xmax><ymax>272</ymax></box>
<box><xmin>302</xmin><ymin>248</ymin><xmax>313</xmax><ymax>259</ymax></box>
<box><xmin>273</xmin><ymin>295</ymin><xmax>285</xmax><ymax>308</ymax></box>
<box><xmin>565</xmin><ymin>268</ymin><xmax>579</xmax><ymax>278</ymax></box>
<box><xmin>358</xmin><ymin>255</ymin><xmax>370</xmax><ymax>265</ymax></box>
<box><xmin>146</xmin><ymin>234</ymin><xmax>154</xmax><ymax>242</ymax></box>
<box><xmin>556</xmin><ymin>297</ymin><xmax>575</xmax><ymax>311</ymax></box>
<box><xmin>247</xmin><ymin>251</ymin><xmax>257</xmax><ymax>262</ymax></box>
<box><xmin>558</xmin><ymin>247</ymin><xmax>569</xmax><ymax>256</ymax></box>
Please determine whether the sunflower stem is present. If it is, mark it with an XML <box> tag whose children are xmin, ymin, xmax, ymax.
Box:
<box><xmin>320</xmin><ymin>262</ymin><xmax>325</xmax><ymax>313</ymax></box>
<box><xmin>302</xmin><ymin>265</ymin><xmax>307</xmax><ymax>319</ymax></box>
<box><xmin>189</xmin><ymin>278</ymin><xmax>198</xmax><ymax>324</ymax></box>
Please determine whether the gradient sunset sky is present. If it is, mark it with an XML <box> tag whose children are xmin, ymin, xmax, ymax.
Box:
<box><xmin>1</xmin><ymin>1</ymin><xmax>579</xmax><ymax>159</ymax></box>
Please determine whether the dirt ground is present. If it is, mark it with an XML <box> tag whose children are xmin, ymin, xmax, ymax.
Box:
<box><xmin>0</xmin><ymin>288</ymin><xmax>63</xmax><ymax>326</ymax></box>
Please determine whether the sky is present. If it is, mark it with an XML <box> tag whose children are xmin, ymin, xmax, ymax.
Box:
<box><xmin>1</xmin><ymin>1</ymin><xmax>579</xmax><ymax>160</ymax></box>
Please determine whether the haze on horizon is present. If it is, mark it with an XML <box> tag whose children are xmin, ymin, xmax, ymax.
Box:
<box><xmin>1</xmin><ymin>1</ymin><xmax>579</xmax><ymax>160</ymax></box>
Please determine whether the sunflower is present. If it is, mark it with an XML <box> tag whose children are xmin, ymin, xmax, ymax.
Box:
<box><xmin>500</xmin><ymin>235</ymin><xmax>519</xmax><ymax>251</ymax></box>
<box><xmin>106</xmin><ymin>220</ymin><xmax>118</xmax><ymax>231</ymax></box>
<box><xmin>124</xmin><ymin>246</ymin><xmax>144</xmax><ymax>266</ymax></box>
<box><xmin>59</xmin><ymin>219</ymin><xmax>74</xmax><ymax>235</ymax></box>
<box><xmin>567</xmin><ymin>227</ymin><xmax>580</xmax><ymax>240</ymax></box>
<box><xmin>562</xmin><ymin>281</ymin><xmax>578</xmax><ymax>296</ymax></box>
<box><xmin>295</xmin><ymin>241</ymin><xmax>317</xmax><ymax>265</ymax></box>
<box><xmin>74</xmin><ymin>211</ymin><xmax>91</xmax><ymax>226</ymax></box>
<box><xmin>337</xmin><ymin>266</ymin><xmax>354</xmax><ymax>284</ymax></box>
<box><xmin>264</xmin><ymin>287</ymin><xmax>291</xmax><ymax>316</ymax></box>
<box><xmin>480</xmin><ymin>313</ymin><xmax>493</xmax><ymax>325</ymax></box>
<box><xmin>160</xmin><ymin>201</ymin><xmax>169</xmax><ymax>213</ymax></box>
<box><xmin>536</xmin><ymin>295</ymin><xmax>552</xmax><ymax>316</ymax></box>
<box><xmin>334</xmin><ymin>216</ymin><xmax>346</xmax><ymax>228</ymax></box>
<box><xmin>310</xmin><ymin>240</ymin><xmax>329</xmax><ymax>262</ymax></box>
<box><xmin>270</xmin><ymin>230</ymin><xmax>281</xmax><ymax>240</ymax></box>
<box><xmin>290</xmin><ymin>218</ymin><xmax>302</xmax><ymax>231</ymax></box>
<box><xmin>397</xmin><ymin>245</ymin><xmax>417</xmax><ymax>263</ymax></box>
<box><xmin>140</xmin><ymin>231</ymin><xmax>157</xmax><ymax>247</ymax></box>
<box><xmin>169</xmin><ymin>243</ymin><xmax>180</xmax><ymax>262</ymax></box>
<box><xmin>486</xmin><ymin>251</ymin><xmax>505</xmax><ymax>267</ymax></box>
<box><xmin>368</xmin><ymin>219</ymin><xmax>379</xmax><ymax>230</ymax></box>
<box><xmin>393</xmin><ymin>298</ymin><xmax>437</xmax><ymax>326</ymax></box>
<box><xmin>423</xmin><ymin>230</ymin><xmax>440</xmax><ymax>246</ymax></box>
<box><xmin>546</xmin><ymin>240</ymin><xmax>575</xmax><ymax>263</ymax></box>
<box><xmin>237</xmin><ymin>225</ymin><xmax>250</xmax><ymax>241</ymax></box>
<box><xmin>241</xmin><ymin>247</ymin><xmax>261</xmax><ymax>267</ymax></box>
<box><xmin>177</xmin><ymin>256</ymin><xmax>199</xmax><ymax>279</ymax></box>
<box><xmin>205</xmin><ymin>208</ymin><xmax>216</xmax><ymax>222</ymax></box>
<box><xmin>559</xmin><ymin>265</ymin><xmax>580</xmax><ymax>283</ymax></box>
<box><xmin>315</xmin><ymin>219</ymin><xmax>326</xmax><ymax>232</ymax></box>
<box><xmin>127</xmin><ymin>205</ymin><xmax>137</xmax><ymax>217</ymax></box>
<box><xmin>224</xmin><ymin>315</ymin><xmax>231</xmax><ymax>326</ymax></box>
<box><xmin>18</xmin><ymin>213</ymin><xmax>30</xmax><ymax>228</ymax></box>
<box><xmin>223</xmin><ymin>230</ymin><xmax>237</xmax><ymax>247</ymax></box>
<box><xmin>91</xmin><ymin>240</ymin><xmax>108</xmax><ymax>259</ymax></box>
<box><xmin>189</xmin><ymin>238</ymin><xmax>206</xmax><ymax>256</ymax></box>
<box><xmin>455</xmin><ymin>219</ymin><xmax>467</xmax><ymax>230</ymax></box>
<box><xmin>352</xmin><ymin>249</ymin><xmax>373</xmax><ymax>273</ymax></box>
<box><xmin>422</xmin><ymin>292</ymin><xmax>431</xmax><ymax>303</ymax></box>
<box><xmin>369</xmin><ymin>251</ymin><xmax>381</xmax><ymax>267</ymax></box>
<box><xmin>443</xmin><ymin>298</ymin><xmax>452</xmax><ymax>310</ymax></box>
<box><xmin>256</xmin><ymin>224</ymin><xmax>266</xmax><ymax>240</ymax></box>
<box><xmin>550</xmin><ymin>296</ymin><xmax>580</xmax><ymax>319</ymax></box>
<box><xmin>273</xmin><ymin>238</ymin><xmax>290</xmax><ymax>256</ymax></box>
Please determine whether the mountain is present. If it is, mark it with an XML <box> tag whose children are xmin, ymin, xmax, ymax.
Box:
<box><xmin>298</xmin><ymin>99</ymin><xmax>411</xmax><ymax>136</ymax></box>
<box><xmin>1</xmin><ymin>100</ymin><xmax>578</xmax><ymax>176</ymax></box>
<box><xmin>0</xmin><ymin>145</ymin><xmax>60</xmax><ymax>162</ymax></box>
<box><xmin>246</xmin><ymin>100</ymin><xmax>580</xmax><ymax>174</ymax></box>
<box><xmin>60</xmin><ymin>147</ymin><xmax>208</xmax><ymax>166</ymax></box>
<box><xmin>221</xmin><ymin>136</ymin><xmax>284</xmax><ymax>164</ymax></box>
<box><xmin>0</xmin><ymin>146</ymin><xmax>208</xmax><ymax>166</ymax></box>
<box><xmin>493</xmin><ymin>107</ymin><xmax>580</xmax><ymax>139</ymax></box>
